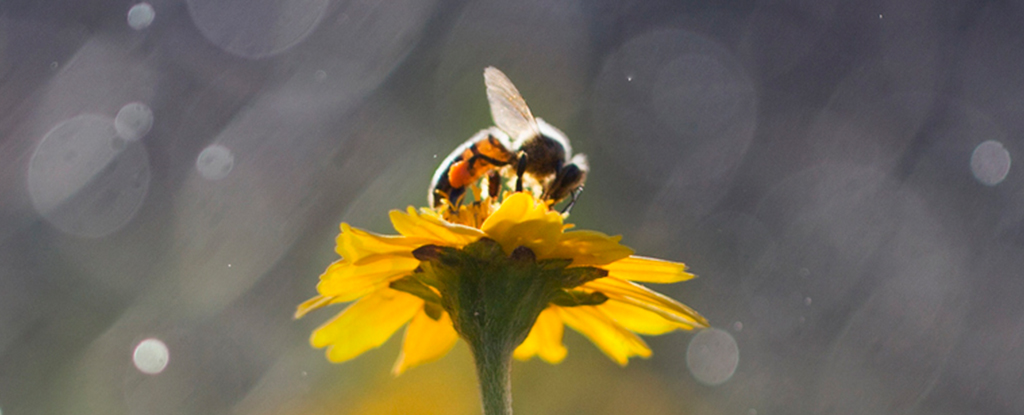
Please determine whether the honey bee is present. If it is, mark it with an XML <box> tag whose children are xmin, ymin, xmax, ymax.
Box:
<box><xmin>428</xmin><ymin>67</ymin><xmax>588</xmax><ymax>212</ymax></box>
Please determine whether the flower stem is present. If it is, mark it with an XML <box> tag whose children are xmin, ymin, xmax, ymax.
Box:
<box><xmin>471</xmin><ymin>341</ymin><xmax>513</xmax><ymax>415</ymax></box>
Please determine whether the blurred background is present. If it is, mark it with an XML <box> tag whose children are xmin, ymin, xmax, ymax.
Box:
<box><xmin>1</xmin><ymin>0</ymin><xmax>1021</xmax><ymax>414</ymax></box>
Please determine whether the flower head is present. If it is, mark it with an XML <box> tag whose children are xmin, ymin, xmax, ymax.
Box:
<box><xmin>296</xmin><ymin>190</ymin><xmax>708</xmax><ymax>374</ymax></box>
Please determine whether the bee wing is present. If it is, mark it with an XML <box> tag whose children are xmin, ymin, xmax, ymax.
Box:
<box><xmin>484</xmin><ymin>67</ymin><xmax>540</xmax><ymax>141</ymax></box>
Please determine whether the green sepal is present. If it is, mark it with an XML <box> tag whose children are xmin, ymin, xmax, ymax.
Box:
<box><xmin>537</xmin><ymin>258</ymin><xmax>573</xmax><ymax>271</ymax></box>
<box><xmin>389</xmin><ymin>275</ymin><xmax>442</xmax><ymax>304</ymax></box>
<box><xmin>550</xmin><ymin>289</ymin><xmax>609</xmax><ymax>307</ymax></box>
<box><xmin>389</xmin><ymin>275</ymin><xmax>447</xmax><ymax>321</ymax></box>
<box><xmin>412</xmin><ymin>238</ymin><xmax>556</xmax><ymax>349</ymax></box>
<box><xmin>557</xmin><ymin>266</ymin><xmax>608</xmax><ymax>288</ymax></box>
<box><xmin>423</xmin><ymin>302</ymin><xmax>444</xmax><ymax>320</ymax></box>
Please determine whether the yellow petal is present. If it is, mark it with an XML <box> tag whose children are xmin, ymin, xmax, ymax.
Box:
<box><xmin>513</xmin><ymin>307</ymin><xmax>567</xmax><ymax>364</ymax></box>
<box><xmin>392</xmin><ymin>309</ymin><xmax>460</xmax><ymax>375</ymax></box>
<box><xmin>480</xmin><ymin>192</ymin><xmax>563</xmax><ymax>256</ymax></box>
<box><xmin>389</xmin><ymin>207</ymin><xmax>484</xmax><ymax>247</ymax></box>
<box><xmin>336</xmin><ymin>223</ymin><xmax>426</xmax><ymax>263</ymax></box>
<box><xmin>549</xmin><ymin>230</ymin><xmax>634</xmax><ymax>266</ymax></box>
<box><xmin>596</xmin><ymin>299</ymin><xmax>683</xmax><ymax>335</ymax></box>
<box><xmin>556</xmin><ymin>306</ymin><xmax>651</xmax><ymax>365</ymax></box>
<box><xmin>316</xmin><ymin>256</ymin><xmax>421</xmax><ymax>302</ymax></box>
<box><xmin>295</xmin><ymin>294</ymin><xmax>345</xmax><ymax>319</ymax></box>
<box><xmin>602</xmin><ymin>255</ymin><xmax>696</xmax><ymax>283</ymax></box>
<box><xmin>584</xmin><ymin>277</ymin><xmax>708</xmax><ymax>329</ymax></box>
<box><xmin>311</xmin><ymin>289</ymin><xmax>422</xmax><ymax>363</ymax></box>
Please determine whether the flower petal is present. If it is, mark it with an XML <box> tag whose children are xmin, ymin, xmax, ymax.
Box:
<box><xmin>601</xmin><ymin>255</ymin><xmax>696</xmax><ymax>283</ymax></box>
<box><xmin>295</xmin><ymin>294</ymin><xmax>346</xmax><ymax>319</ymax></box>
<box><xmin>316</xmin><ymin>256</ymin><xmax>421</xmax><ymax>302</ymax></box>
<box><xmin>389</xmin><ymin>207</ymin><xmax>484</xmax><ymax>247</ymax></box>
<box><xmin>583</xmin><ymin>277</ymin><xmax>708</xmax><ymax>329</ymax></box>
<box><xmin>311</xmin><ymin>289</ymin><xmax>422</xmax><ymax>363</ymax></box>
<box><xmin>513</xmin><ymin>307</ymin><xmax>567</xmax><ymax>364</ymax></box>
<box><xmin>550</xmin><ymin>230</ymin><xmax>634</xmax><ymax>266</ymax></box>
<box><xmin>336</xmin><ymin>223</ymin><xmax>426</xmax><ymax>263</ymax></box>
<box><xmin>480</xmin><ymin>192</ymin><xmax>563</xmax><ymax>256</ymax></box>
<box><xmin>555</xmin><ymin>306</ymin><xmax>651</xmax><ymax>366</ymax></box>
<box><xmin>392</xmin><ymin>309</ymin><xmax>460</xmax><ymax>375</ymax></box>
<box><xmin>596</xmin><ymin>299</ymin><xmax>683</xmax><ymax>335</ymax></box>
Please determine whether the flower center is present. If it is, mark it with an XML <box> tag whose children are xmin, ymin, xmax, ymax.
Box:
<box><xmin>435</xmin><ymin>162</ymin><xmax>554</xmax><ymax>227</ymax></box>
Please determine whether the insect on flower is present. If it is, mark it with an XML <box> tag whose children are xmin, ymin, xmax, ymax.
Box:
<box><xmin>429</xmin><ymin>67</ymin><xmax>589</xmax><ymax>213</ymax></box>
<box><xmin>297</xmin><ymin>68</ymin><xmax>708</xmax><ymax>415</ymax></box>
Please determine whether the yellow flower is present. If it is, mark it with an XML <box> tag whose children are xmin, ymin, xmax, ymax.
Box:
<box><xmin>296</xmin><ymin>192</ymin><xmax>707</xmax><ymax>374</ymax></box>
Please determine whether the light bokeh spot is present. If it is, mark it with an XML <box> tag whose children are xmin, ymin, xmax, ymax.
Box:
<box><xmin>27</xmin><ymin>115</ymin><xmax>151</xmax><ymax>237</ymax></box>
<box><xmin>971</xmin><ymin>140</ymin><xmax>1011</xmax><ymax>186</ymax></box>
<box><xmin>133</xmin><ymin>338</ymin><xmax>169</xmax><ymax>375</ymax></box>
<box><xmin>114</xmin><ymin>102</ymin><xmax>153</xmax><ymax>141</ymax></box>
<box><xmin>186</xmin><ymin>0</ymin><xmax>328</xmax><ymax>58</ymax></box>
<box><xmin>686</xmin><ymin>328</ymin><xmax>739</xmax><ymax>386</ymax></box>
<box><xmin>127</xmin><ymin>3</ymin><xmax>155</xmax><ymax>30</ymax></box>
<box><xmin>196</xmin><ymin>144</ymin><xmax>234</xmax><ymax>180</ymax></box>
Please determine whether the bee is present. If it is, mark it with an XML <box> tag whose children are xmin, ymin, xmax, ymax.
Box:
<box><xmin>428</xmin><ymin>67</ymin><xmax>589</xmax><ymax>212</ymax></box>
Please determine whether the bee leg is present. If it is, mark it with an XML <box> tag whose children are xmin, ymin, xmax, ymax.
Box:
<box><xmin>487</xmin><ymin>170</ymin><xmax>501</xmax><ymax>198</ymax></box>
<box><xmin>448</xmin><ymin>187</ymin><xmax>466</xmax><ymax>209</ymax></box>
<box><xmin>560</xmin><ymin>186</ymin><xmax>584</xmax><ymax>214</ymax></box>
<box><xmin>515</xmin><ymin>152</ymin><xmax>528</xmax><ymax>192</ymax></box>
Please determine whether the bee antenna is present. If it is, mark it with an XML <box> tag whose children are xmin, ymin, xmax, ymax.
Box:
<box><xmin>560</xmin><ymin>186</ymin><xmax>584</xmax><ymax>214</ymax></box>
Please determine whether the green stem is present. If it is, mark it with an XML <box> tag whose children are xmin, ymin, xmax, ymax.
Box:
<box><xmin>471</xmin><ymin>341</ymin><xmax>513</xmax><ymax>415</ymax></box>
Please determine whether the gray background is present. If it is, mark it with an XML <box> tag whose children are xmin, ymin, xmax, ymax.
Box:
<box><xmin>1</xmin><ymin>1</ymin><xmax>1021</xmax><ymax>414</ymax></box>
